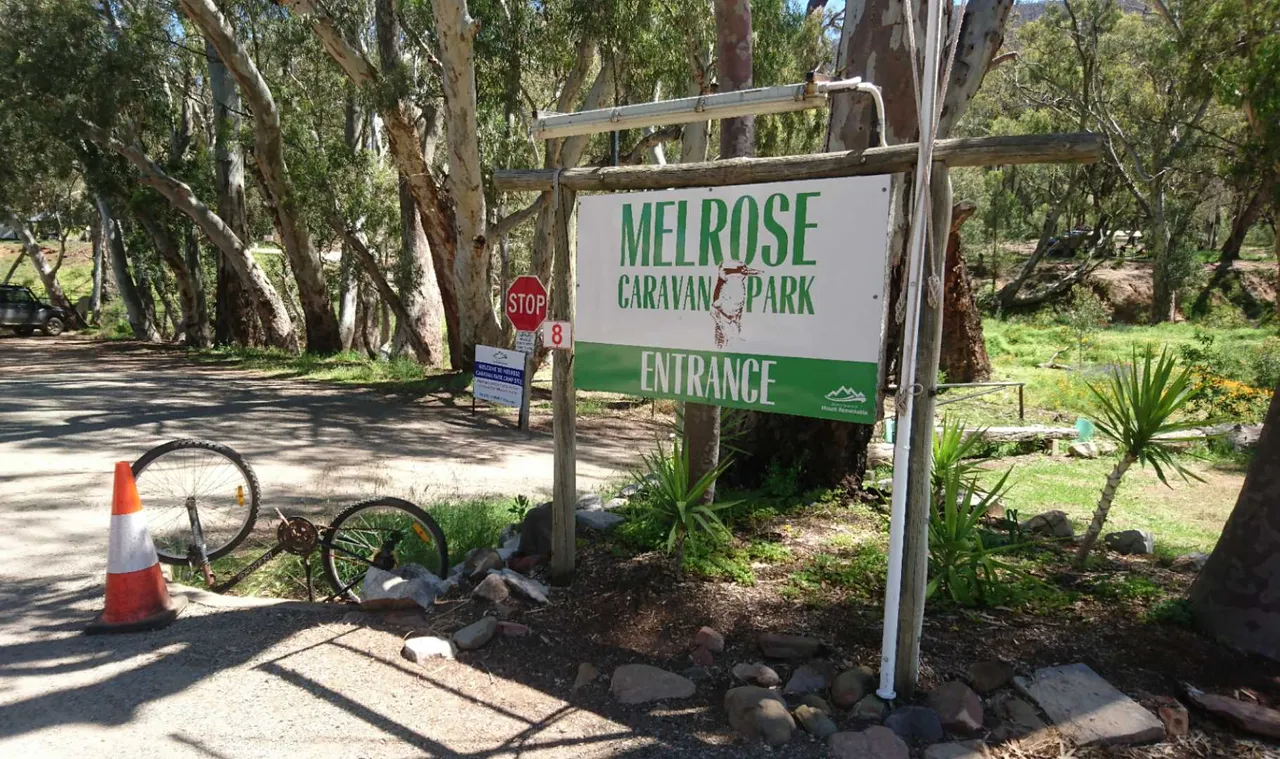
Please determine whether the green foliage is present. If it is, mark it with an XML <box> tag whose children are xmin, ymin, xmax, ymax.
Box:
<box><xmin>1087</xmin><ymin>574</ymin><xmax>1163</xmax><ymax>602</ymax></box>
<box><xmin>782</xmin><ymin>544</ymin><xmax>888</xmax><ymax>606</ymax></box>
<box><xmin>507</xmin><ymin>494</ymin><xmax>533</xmax><ymax>522</ymax></box>
<box><xmin>927</xmin><ymin>468</ymin><xmax>1027</xmax><ymax>606</ymax></box>
<box><xmin>761</xmin><ymin>459</ymin><xmax>805</xmax><ymax>500</ymax></box>
<box><xmin>1088</xmin><ymin>347</ymin><xmax>1202</xmax><ymax>486</ymax></box>
<box><xmin>1057</xmin><ymin>288</ymin><xmax>1110</xmax><ymax>367</ymax></box>
<box><xmin>634</xmin><ymin>439</ymin><xmax>737</xmax><ymax>574</ymax></box>
<box><xmin>1178</xmin><ymin>331</ymin><xmax>1278</xmax><ymax>422</ymax></box>
<box><xmin>427</xmin><ymin>498</ymin><xmax>511</xmax><ymax>564</ymax></box>
<box><xmin>931</xmin><ymin>416</ymin><xmax>987</xmax><ymax>494</ymax></box>
<box><xmin>1146</xmin><ymin>597</ymin><xmax>1197</xmax><ymax>626</ymax></box>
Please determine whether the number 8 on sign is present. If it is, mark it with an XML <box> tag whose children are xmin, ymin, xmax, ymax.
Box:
<box><xmin>542</xmin><ymin>320</ymin><xmax>572</xmax><ymax>349</ymax></box>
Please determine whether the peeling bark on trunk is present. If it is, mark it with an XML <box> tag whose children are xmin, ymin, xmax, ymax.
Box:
<box><xmin>95</xmin><ymin>197</ymin><xmax>160</xmax><ymax>342</ymax></box>
<box><xmin>432</xmin><ymin>0</ymin><xmax>502</xmax><ymax>365</ymax></box>
<box><xmin>939</xmin><ymin>201</ymin><xmax>991</xmax><ymax>383</ymax></box>
<box><xmin>208</xmin><ymin>40</ymin><xmax>263</xmax><ymax>348</ymax></box>
<box><xmin>1189</xmin><ymin>380</ymin><xmax>1280</xmax><ymax>662</ymax></box>
<box><xmin>393</xmin><ymin>178</ymin><xmax>446</xmax><ymax>366</ymax></box>
<box><xmin>184</xmin><ymin>225</ymin><xmax>211</xmax><ymax>348</ymax></box>
<box><xmin>89</xmin><ymin>217</ymin><xmax>105</xmax><ymax>322</ymax></box>
<box><xmin>84</xmin><ymin>125</ymin><xmax>298</xmax><ymax>351</ymax></box>
<box><xmin>136</xmin><ymin>207</ymin><xmax>209</xmax><ymax>347</ymax></box>
<box><xmin>1220</xmin><ymin>185</ymin><xmax>1268</xmax><ymax>264</ymax></box>
<box><xmin>183</xmin><ymin>0</ymin><xmax>340</xmax><ymax>354</ymax></box>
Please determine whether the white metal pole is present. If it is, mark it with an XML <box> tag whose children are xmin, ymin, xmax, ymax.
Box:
<box><xmin>877</xmin><ymin>0</ymin><xmax>946</xmax><ymax>702</ymax></box>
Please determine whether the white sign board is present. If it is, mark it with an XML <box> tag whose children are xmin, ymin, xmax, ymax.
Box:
<box><xmin>575</xmin><ymin>175</ymin><xmax>892</xmax><ymax>422</ymax></box>
<box><xmin>542</xmin><ymin>321</ymin><xmax>572</xmax><ymax>350</ymax></box>
<box><xmin>473</xmin><ymin>345</ymin><xmax>525</xmax><ymax>408</ymax></box>
<box><xmin>514</xmin><ymin>330</ymin><xmax>537</xmax><ymax>355</ymax></box>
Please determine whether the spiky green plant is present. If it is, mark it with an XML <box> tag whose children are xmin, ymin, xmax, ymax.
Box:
<box><xmin>932</xmin><ymin>416</ymin><xmax>987</xmax><ymax>495</ymax></box>
<box><xmin>927</xmin><ymin>467</ymin><xmax>1024</xmax><ymax>605</ymax></box>
<box><xmin>1075</xmin><ymin>346</ymin><xmax>1202</xmax><ymax>567</ymax></box>
<box><xmin>636</xmin><ymin>439</ymin><xmax>738</xmax><ymax>580</ymax></box>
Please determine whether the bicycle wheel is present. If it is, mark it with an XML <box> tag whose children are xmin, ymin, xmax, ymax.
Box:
<box><xmin>131</xmin><ymin>439</ymin><xmax>261</xmax><ymax>565</ymax></box>
<box><xmin>322</xmin><ymin>497</ymin><xmax>449</xmax><ymax>601</ymax></box>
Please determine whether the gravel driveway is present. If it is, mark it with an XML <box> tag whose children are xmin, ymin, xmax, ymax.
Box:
<box><xmin>0</xmin><ymin>336</ymin><xmax>665</xmax><ymax>758</ymax></box>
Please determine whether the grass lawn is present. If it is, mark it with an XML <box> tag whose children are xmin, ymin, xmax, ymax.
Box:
<box><xmin>976</xmin><ymin>451</ymin><xmax>1245</xmax><ymax>557</ymax></box>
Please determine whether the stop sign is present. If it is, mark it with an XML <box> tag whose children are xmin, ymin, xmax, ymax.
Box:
<box><xmin>505</xmin><ymin>275</ymin><xmax>548</xmax><ymax>332</ymax></box>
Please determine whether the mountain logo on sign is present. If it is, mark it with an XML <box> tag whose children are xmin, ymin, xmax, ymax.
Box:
<box><xmin>825</xmin><ymin>386</ymin><xmax>866</xmax><ymax>405</ymax></box>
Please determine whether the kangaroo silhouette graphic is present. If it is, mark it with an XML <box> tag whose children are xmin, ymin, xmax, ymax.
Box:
<box><xmin>711</xmin><ymin>261</ymin><xmax>762</xmax><ymax>348</ymax></box>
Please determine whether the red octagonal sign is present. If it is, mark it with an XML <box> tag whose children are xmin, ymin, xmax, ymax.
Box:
<box><xmin>505</xmin><ymin>275</ymin><xmax>548</xmax><ymax>332</ymax></box>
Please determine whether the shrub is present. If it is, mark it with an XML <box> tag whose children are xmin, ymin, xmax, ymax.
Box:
<box><xmin>634</xmin><ymin>439</ymin><xmax>737</xmax><ymax>579</ymax></box>
<box><xmin>927</xmin><ymin>467</ymin><xmax>1026</xmax><ymax>606</ymax></box>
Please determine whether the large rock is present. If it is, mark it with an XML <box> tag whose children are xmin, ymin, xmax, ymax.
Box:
<box><xmin>1186</xmin><ymin>688</ymin><xmax>1280</xmax><ymax>740</ymax></box>
<box><xmin>603</xmin><ymin>497</ymin><xmax>628</xmax><ymax>511</ymax></box>
<box><xmin>795</xmin><ymin>704</ymin><xmax>839</xmax><ymax>739</ymax></box>
<box><xmin>1104</xmin><ymin>529</ymin><xmax>1154</xmax><ymax>555</ymax></box>
<box><xmin>453</xmin><ymin>616</ymin><xmax>498</xmax><ymax>650</ymax></box>
<box><xmin>576</xmin><ymin>510</ymin><xmax>625</xmax><ymax>531</ymax></box>
<box><xmin>758</xmin><ymin>632</ymin><xmax>821</xmax><ymax>660</ymax></box>
<box><xmin>800</xmin><ymin>694</ymin><xmax>834</xmax><ymax>715</ymax></box>
<box><xmin>1015</xmin><ymin>663</ymin><xmax>1165</xmax><ymax>745</ymax></box>
<box><xmin>853</xmin><ymin>694</ymin><xmax>889</xmax><ymax>722</ymax></box>
<box><xmin>576</xmin><ymin>493</ymin><xmax>603</xmax><ymax>511</ymax></box>
<box><xmin>695</xmin><ymin>626</ymin><xmax>725</xmax><ymax>653</ymax></box>
<box><xmin>401</xmin><ymin>635</ymin><xmax>455</xmax><ymax>663</ymax></box>
<box><xmin>724</xmin><ymin>686</ymin><xmax>795</xmax><ymax>746</ymax></box>
<box><xmin>1021</xmin><ymin>510</ymin><xmax>1074</xmax><ymax>539</ymax></box>
<box><xmin>1068</xmin><ymin>441</ymin><xmax>1115</xmax><ymax>459</ymax></box>
<box><xmin>611</xmin><ymin>664</ymin><xmax>696</xmax><ymax>704</ymax></box>
<box><xmin>928</xmin><ymin>681</ymin><xmax>984</xmax><ymax>734</ymax></box>
<box><xmin>1171</xmin><ymin>552</ymin><xmax>1209</xmax><ymax>572</ymax></box>
<box><xmin>784</xmin><ymin>661</ymin><xmax>836</xmax><ymax>696</ymax></box>
<box><xmin>832</xmin><ymin>666</ymin><xmax>877</xmax><ymax>708</ymax></box>
<box><xmin>573</xmin><ymin>662</ymin><xmax>598</xmax><ymax>692</ymax></box>
<box><xmin>500</xmin><ymin>569</ymin><xmax>550</xmax><ymax>604</ymax></box>
<box><xmin>990</xmin><ymin>692</ymin><xmax>1046</xmax><ymax>740</ymax></box>
<box><xmin>967</xmin><ymin>659</ymin><xmax>1015</xmax><ymax>694</ymax></box>
<box><xmin>828</xmin><ymin>726</ymin><xmax>909</xmax><ymax>759</ymax></box>
<box><xmin>732</xmin><ymin>662</ymin><xmax>781</xmax><ymax>688</ymax></box>
<box><xmin>472</xmin><ymin>573</ymin><xmax>510</xmax><ymax>603</ymax></box>
<box><xmin>517</xmin><ymin>502</ymin><xmax>553</xmax><ymax>555</ymax></box>
<box><xmin>884</xmin><ymin>705</ymin><xmax>944</xmax><ymax>745</ymax></box>
<box><xmin>464</xmin><ymin>548</ymin><xmax>505</xmax><ymax>580</ymax></box>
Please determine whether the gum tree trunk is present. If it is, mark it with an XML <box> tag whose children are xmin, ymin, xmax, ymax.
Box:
<box><xmin>1189</xmin><ymin>380</ymin><xmax>1280</xmax><ymax>662</ymax></box>
<box><xmin>939</xmin><ymin>201</ymin><xmax>992</xmax><ymax>382</ymax></box>
<box><xmin>136</xmin><ymin>207</ymin><xmax>209</xmax><ymax>347</ymax></box>
<box><xmin>182</xmin><ymin>0</ymin><xmax>340</xmax><ymax>353</ymax></box>
<box><xmin>4</xmin><ymin>210</ymin><xmax>79</xmax><ymax>319</ymax></box>
<box><xmin>208</xmin><ymin>40</ymin><xmax>263</xmax><ymax>347</ymax></box>
<box><xmin>95</xmin><ymin>197</ymin><xmax>160</xmax><ymax>342</ymax></box>
<box><xmin>432</xmin><ymin>0</ymin><xmax>503</xmax><ymax>365</ymax></box>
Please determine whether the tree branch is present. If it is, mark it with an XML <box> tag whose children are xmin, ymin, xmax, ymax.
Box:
<box><xmin>620</xmin><ymin>125</ymin><xmax>683</xmax><ymax>165</ymax></box>
<box><xmin>486</xmin><ymin>195</ymin><xmax>546</xmax><ymax>245</ymax></box>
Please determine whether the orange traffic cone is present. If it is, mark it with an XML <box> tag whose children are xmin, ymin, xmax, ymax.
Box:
<box><xmin>85</xmin><ymin>462</ymin><xmax>187</xmax><ymax>635</ymax></box>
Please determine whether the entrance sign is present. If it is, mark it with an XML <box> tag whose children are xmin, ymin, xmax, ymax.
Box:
<box><xmin>473</xmin><ymin>345</ymin><xmax>525</xmax><ymax>408</ymax></box>
<box><xmin>505</xmin><ymin>276</ymin><xmax>548</xmax><ymax>332</ymax></box>
<box><xmin>575</xmin><ymin>175</ymin><xmax>891</xmax><ymax>422</ymax></box>
<box><xmin>542</xmin><ymin>321</ymin><xmax>572</xmax><ymax>350</ymax></box>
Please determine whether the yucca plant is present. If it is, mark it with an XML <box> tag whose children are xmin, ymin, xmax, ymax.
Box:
<box><xmin>636</xmin><ymin>438</ymin><xmax>738</xmax><ymax>580</ymax></box>
<box><xmin>1074</xmin><ymin>346</ymin><xmax>1202</xmax><ymax>567</ymax></box>
<box><xmin>932</xmin><ymin>416</ymin><xmax>987</xmax><ymax>495</ymax></box>
<box><xmin>928</xmin><ymin>467</ymin><xmax>1022</xmax><ymax>605</ymax></box>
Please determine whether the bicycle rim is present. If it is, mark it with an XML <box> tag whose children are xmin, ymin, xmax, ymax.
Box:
<box><xmin>323</xmin><ymin>498</ymin><xmax>448</xmax><ymax>600</ymax></box>
<box><xmin>132</xmin><ymin>441</ymin><xmax>259</xmax><ymax>563</ymax></box>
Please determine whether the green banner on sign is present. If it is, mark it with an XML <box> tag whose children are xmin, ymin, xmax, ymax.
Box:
<box><xmin>577</xmin><ymin>341</ymin><xmax>878</xmax><ymax>423</ymax></box>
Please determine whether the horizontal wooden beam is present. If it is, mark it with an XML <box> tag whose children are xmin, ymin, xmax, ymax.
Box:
<box><xmin>492</xmin><ymin>133</ymin><xmax>1103</xmax><ymax>193</ymax></box>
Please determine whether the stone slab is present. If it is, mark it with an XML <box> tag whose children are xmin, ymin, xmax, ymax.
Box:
<box><xmin>1015</xmin><ymin>663</ymin><xmax>1164</xmax><ymax>746</ymax></box>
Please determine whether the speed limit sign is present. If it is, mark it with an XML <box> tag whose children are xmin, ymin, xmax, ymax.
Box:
<box><xmin>542</xmin><ymin>320</ymin><xmax>572</xmax><ymax>350</ymax></box>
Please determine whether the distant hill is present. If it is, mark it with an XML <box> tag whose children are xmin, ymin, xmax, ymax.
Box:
<box><xmin>1011</xmin><ymin>0</ymin><xmax>1155</xmax><ymax>29</ymax></box>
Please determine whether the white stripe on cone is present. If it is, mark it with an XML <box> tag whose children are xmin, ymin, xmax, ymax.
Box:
<box><xmin>107</xmin><ymin>511</ymin><xmax>161</xmax><ymax>575</ymax></box>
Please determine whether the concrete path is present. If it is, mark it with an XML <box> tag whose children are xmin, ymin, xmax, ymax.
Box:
<box><xmin>0</xmin><ymin>337</ymin><xmax>661</xmax><ymax>758</ymax></box>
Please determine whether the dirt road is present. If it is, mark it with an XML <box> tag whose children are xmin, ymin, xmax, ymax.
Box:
<box><xmin>0</xmin><ymin>337</ymin><xmax>670</xmax><ymax>758</ymax></box>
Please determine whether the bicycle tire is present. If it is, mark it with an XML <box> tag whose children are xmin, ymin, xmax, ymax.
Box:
<box><xmin>131</xmin><ymin>439</ymin><xmax>261</xmax><ymax>565</ymax></box>
<box><xmin>321</xmin><ymin>497</ymin><xmax>449</xmax><ymax>601</ymax></box>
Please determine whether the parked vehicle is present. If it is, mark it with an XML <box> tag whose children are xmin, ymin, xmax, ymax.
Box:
<box><xmin>0</xmin><ymin>284</ymin><xmax>69</xmax><ymax>336</ymax></box>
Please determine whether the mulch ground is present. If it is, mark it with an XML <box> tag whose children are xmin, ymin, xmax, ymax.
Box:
<box><xmin>427</xmin><ymin>526</ymin><xmax>1280</xmax><ymax>758</ymax></box>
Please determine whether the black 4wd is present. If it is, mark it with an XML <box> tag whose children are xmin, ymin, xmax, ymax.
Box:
<box><xmin>0</xmin><ymin>285</ymin><xmax>69</xmax><ymax>336</ymax></box>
